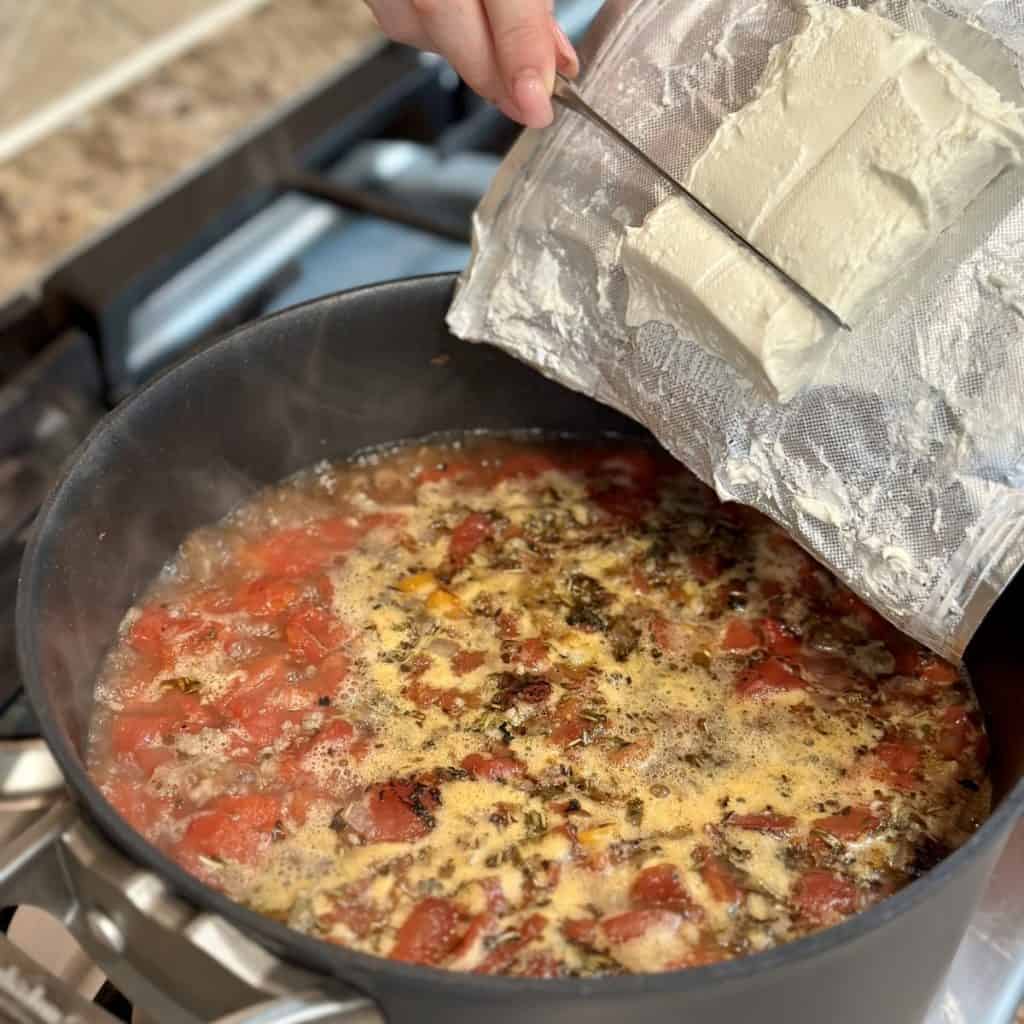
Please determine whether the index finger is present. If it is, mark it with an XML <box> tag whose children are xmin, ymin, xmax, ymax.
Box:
<box><xmin>483</xmin><ymin>0</ymin><xmax>558</xmax><ymax>129</ymax></box>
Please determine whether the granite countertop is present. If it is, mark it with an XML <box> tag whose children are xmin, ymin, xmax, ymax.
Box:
<box><xmin>0</xmin><ymin>0</ymin><xmax>381</xmax><ymax>302</ymax></box>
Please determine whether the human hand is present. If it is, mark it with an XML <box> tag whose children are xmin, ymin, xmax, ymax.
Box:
<box><xmin>364</xmin><ymin>1</ymin><xmax>580</xmax><ymax>129</ymax></box>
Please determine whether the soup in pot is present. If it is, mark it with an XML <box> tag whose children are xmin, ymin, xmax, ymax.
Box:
<box><xmin>88</xmin><ymin>437</ymin><xmax>990</xmax><ymax>976</ymax></box>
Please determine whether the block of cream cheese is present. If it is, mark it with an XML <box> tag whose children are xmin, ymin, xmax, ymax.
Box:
<box><xmin>622</xmin><ymin>3</ymin><xmax>1024</xmax><ymax>400</ymax></box>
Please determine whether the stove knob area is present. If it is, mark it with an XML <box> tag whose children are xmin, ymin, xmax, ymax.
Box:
<box><xmin>85</xmin><ymin>908</ymin><xmax>125</xmax><ymax>956</ymax></box>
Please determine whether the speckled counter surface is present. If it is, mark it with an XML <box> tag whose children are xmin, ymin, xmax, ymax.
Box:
<box><xmin>0</xmin><ymin>0</ymin><xmax>381</xmax><ymax>302</ymax></box>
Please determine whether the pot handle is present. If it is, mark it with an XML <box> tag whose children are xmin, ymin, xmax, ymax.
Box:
<box><xmin>0</xmin><ymin>800</ymin><xmax>383</xmax><ymax>1024</ymax></box>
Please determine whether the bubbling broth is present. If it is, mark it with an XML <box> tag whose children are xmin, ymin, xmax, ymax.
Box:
<box><xmin>88</xmin><ymin>436</ymin><xmax>990</xmax><ymax>976</ymax></box>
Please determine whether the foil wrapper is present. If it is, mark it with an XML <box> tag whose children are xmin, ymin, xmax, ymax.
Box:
<box><xmin>448</xmin><ymin>0</ymin><xmax>1024</xmax><ymax>661</ymax></box>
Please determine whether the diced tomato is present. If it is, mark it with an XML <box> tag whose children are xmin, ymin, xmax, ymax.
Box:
<box><xmin>631</xmin><ymin>569</ymin><xmax>652</xmax><ymax>594</ymax></box>
<box><xmin>461</xmin><ymin>752</ymin><xmax>525</xmax><ymax>781</ymax></box>
<box><xmin>452</xmin><ymin>650</ymin><xmax>486</xmax><ymax>675</ymax></box>
<box><xmin>308</xmin><ymin>650</ymin><xmax>352</xmax><ymax>700</ymax></box>
<box><xmin>649</xmin><ymin>615</ymin><xmax>678</xmax><ymax>653</ymax></box>
<box><xmin>871</xmin><ymin>739</ymin><xmax>920</xmax><ymax>791</ymax></box>
<box><xmin>812</xmin><ymin>805</ymin><xmax>879</xmax><ymax>840</ymax></box>
<box><xmin>238</xmin><ymin>708</ymin><xmax>309</xmax><ymax>750</ymax></box>
<box><xmin>178</xmin><ymin>793</ymin><xmax>281</xmax><ymax>867</ymax></box>
<box><xmin>222</xmin><ymin>654</ymin><xmax>289</xmax><ymax>720</ymax></box>
<box><xmin>722</xmin><ymin>619</ymin><xmax>760</xmax><ymax>652</ymax></box>
<box><xmin>239</xmin><ymin>528</ymin><xmax>334</xmax><ymax>578</ymax></box>
<box><xmin>285</xmin><ymin>606</ymin><xmax>347</xmax><ymax>665</ymax></box>
<box><xmin>447</xmin><ymin>912</ymin><xmax>499</xmax><ymax>969</ymax></box>
<box><xmin>689</xmin><ymin>553</ymin><xmax>725</xmax><ymax>584</ymax></box>
<box><xmin>609</xmin><ymin>738</ymin><xmax>654</xmax><ymax>767</ymax></box>
<box><xmin>919</xmin><ymin>657</ymin><xmax>960</xmax><ymax>685</ymax></box>
<box><xmin>727</xmin><ymin>812</ymin><xmax>796</xmax><ymax>835</ymax></box>
<box><xmin>111</xmin><ymin>690</ymin><xmax>216</xmax><ymax>771</ymax></box>
<box><xmin>344</xmin><ymin>780</ymin><xmax>440</xmax><ymax>843</ymax></box>
<box><xmin>601</xmin><ymin>909</ymin><xmax>682</xmax><ymax>944</ymax></box>
<box><xmin>449</xmin><ymin>512</ymin><xmax>494</xmax><ymax>566</ymax></box>
<box><xmin>232</xmin><ymin>577</ymin><xmax>305</xmax><ymax>617</ymax></box>
<box><xmin>937</xmin><ymin>705</ymin><xmax>976</xmax><ymax>760</ymax></box>
<box><xmin>550</xmin><ymin>697</ymin><xmax>587</xmax><ymax>748</ymax></box>
<box><xmin>128</xmin><ymin>606</ymin><xmax>216</xmax><ymax>665</ymax></box>
<box><xmin>793</xmin><ymin>870</ymin><xmax>859</xmax><ymax>924</ymax></box>
<box><xmin>404</xmin><ymin>680</ymin><xmax>478</xmax><ymax>717</ymax></box>
<box><xmin>630</xmin><ymin>864</ymin><xmax>700</xmax><ymax>919</ymax></box>
<box><xmin>759</xmin><ymin>618</ymin><xmax>801</xmax><ymax>657</ymax></box>
<box><xmin>390</xmin><ymin>898</ymin><xmax>466</xmax><ymax>965</ymax></box>
<box><xmin>735</xmin><ymin>658</ymin><xmax>805</xmax><ymax>698</ymax></box>
<box><xmin>496</xmin><ymin>611</ymin><xmax>519</xmax><ymax>639</ymax></box>
<box><xmin>475</xmin><ymin>913</ymin><xmax>547</xmax><ymax>974</ymax></box>
<box><xmin>284</xmin><ymin>787</ymin><xmax>323</xmax><ymax>827</ymax></box>
<box><xmin>517</xmin><ymin>638</ymin><xmax>549</xmax><ymax>669</ymax></box>
<box><xmin>104</xmin><ymin>779</ymin><xmax>172</xmax><ymax>832</ymax></box>
<box><xmin>562</xmin><ymin>918</ymin><xmax>597</xmax><ymax>946</ymax></box>
<box><xmin>697</xmin><ymin>850</ymin><xmax>740</xmax><ymax>905</ymax></box>
<box><xmin>240</xmin><ymin>515</ymin><xmax>401</xmax><ymax>578</ymax></box>
<box><xmin>133</xmin><ymin>746</ymin><xmax>175</xmax><ymax>777</ymax></box>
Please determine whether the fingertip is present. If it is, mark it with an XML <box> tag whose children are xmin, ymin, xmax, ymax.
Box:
<box><xmin>513</xmin><ymin>70</ymin><xmax>555</xmax><ymax>129</ymax></box>
<box><xmin>553</xmin><ymin>22</ymin><xmax>580</xmax><ymax>78</ymax></box>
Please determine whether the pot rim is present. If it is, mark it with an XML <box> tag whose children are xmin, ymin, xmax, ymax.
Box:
<box><xmin>18</xmin><ymin>272</ymin><xmax>1024</xmax><ymax>1000</ymax></box>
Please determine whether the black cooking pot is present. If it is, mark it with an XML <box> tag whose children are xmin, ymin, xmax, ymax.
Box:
<box><xmin>17</xmin><ymin>274</ymin><xmax>1024</xmax><ymax>1024</ymax></box>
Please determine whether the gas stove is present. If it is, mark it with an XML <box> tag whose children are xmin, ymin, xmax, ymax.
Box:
<box><xmin>0</xmin><ymin>7</ymin><xmax>1021</xmax><ymax>1021</ymax></box>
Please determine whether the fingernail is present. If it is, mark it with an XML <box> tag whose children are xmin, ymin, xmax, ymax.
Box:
<box><xmin>553</xmin><ymin>22</ymin><xmax>580</xmax><ymax>76</ymax></box>
<box><xmin>514</xmin><ymin>70</ymin><xmax>554</xmax><ymax>129</ymax></box>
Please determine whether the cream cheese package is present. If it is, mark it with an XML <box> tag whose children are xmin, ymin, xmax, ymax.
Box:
<box><xmin>448</xmin><ymin>0</ymin><xmax>1024</xmax><ymax>661</ymax></box>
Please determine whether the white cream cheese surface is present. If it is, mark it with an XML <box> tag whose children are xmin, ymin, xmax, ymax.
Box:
<box><xmin>622</xmin><ymin>3</ymin><xmax>1024</xmax><ymax>400</ymax></box>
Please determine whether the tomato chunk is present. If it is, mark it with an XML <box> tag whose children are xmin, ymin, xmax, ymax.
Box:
<box><xmin>449</xmin><ymin>512</ymin><xmax>494</xmax><ymax>566</ymax></box>
<box><xmin>697</xmin><ymin>850</ymin><xmax>741</xmax><ymax>905</ymax></box>
<box><xmin>345</xmin><ymin>780</ymin><xmax>440</xmax><ymax>843</ymax></box>
<box><xmin>461</xmin><ymin>752</ymin><xmax>525</xmax><ymax>781</ymax></box>
<box><xmin>232</xmin><ymin>577</ymin><xmax>306</xmax><ymax>617</ymax></box>
<box><xmin>735</xmin><ymin>658</ymin><xmax>804</xmax><ymax>698</ymax></box>
<box><xmin>759</xmin><ymin>618</ymin><xmax>801</xmax><ymax>657</ymax></box>
<box><xmin>793</xmin><ymin>870</ymin><xmax>859</xmax><ymax>924</ymax></box>
<box><xmin>812</xmin><ymin>805</ymin><xmax>879</xmax><ymax>840</ymax></box>
<box><xmin>517</xmin><ymin>638</ymin><xmax>550</xmax><ymax>669</ymax></box>
<box><xmin>104</xmin><ymin>780</ymin><xmax>172</xmax><ymax>832</ymax></box>
<box><xmin>179</xmin><ymin>793</ymin><xmax>281</xmax><ymax>866</ymax></box>
<box><xmin>602</xmin><ymin>909</ymin><xmax>683</xmax><ymax>944</ymax></box>
<box><xmin>722</xmin><ymin>619</ymin><xmax>759</xmax><ymax>652</ymax></box>
<box><xmin>128</xmin><ymin>606</ymin><xmax>215</xmax><ymax>665</ymax></box>
<box><xmin>390</xmin><ymin>899</ymin><xmax>466</xmax><ymax>964</ymax></box>
<box><xmin>451</xmin><ymin>650</ymin><xmax>486</xmax><ymax>675</ymax></box>
<box><xmin>689</xmin><ymin>553</ymin><xmax>725</xmax><ymax>584</ymax></box>
<box><xmin>630</xmin><ymin>864</ymin><xmax>700</xmax><ymax>919</ymax></box>
<box><xmin>112</xmin><ymin>690</ymin><xmax>216</xmax><ymax>771</ymax></box>
<box><xmin>727</xmin><ymin>812</ymin><xmax>796</xmax><ymax>835</ymax></box>
<box><xmin>285</xmin><ymin>606</ymin><xmax>347</xmax><ymax>665</ymax></box>
<box><xmin>871</xmin><ymin>740</ymin><xmax>920</xmax><ymax>791</ymax></box>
